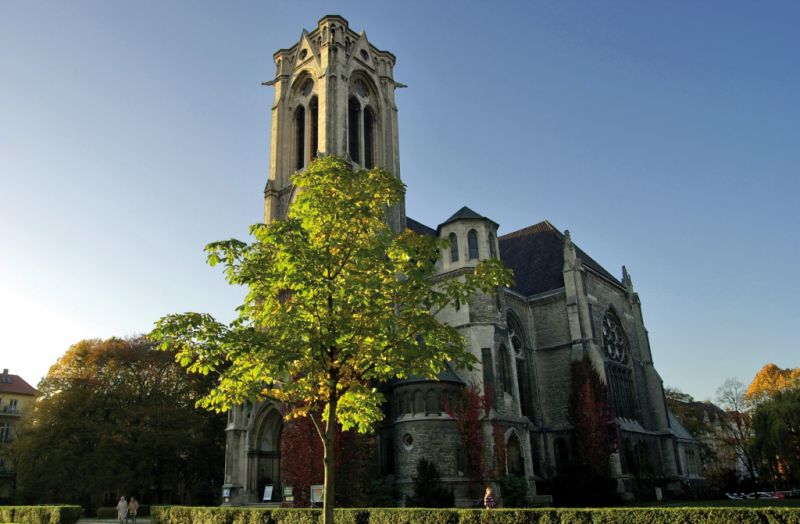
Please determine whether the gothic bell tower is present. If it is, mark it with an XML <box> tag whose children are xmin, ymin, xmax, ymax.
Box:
<box><xmin>263</xmin><ymin>15</ymin><xmax>405</xmax><ymax>232</ymax></box>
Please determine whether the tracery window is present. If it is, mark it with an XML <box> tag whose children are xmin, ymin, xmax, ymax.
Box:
<box><xmin>449</xmin><ymin>232</ymin><xmax>459</xmax><ymax>262</ymax></box>
<box><xmin>489</xmin><ymin>232</ymin><xmax>497</xmax><ymax>258</ymax></box>
<box><xmin>348</xmin><ymin>77</ymin><xmax>378</xmax><ymax>168</ymax></box>
<box><xmin>602</xmin><ymin>309</ymin><xmax>627</xmax><ymax>362</ymax></box>
<box><xmin>468</xmin><ymin>229</ymin><xmax>479</xmax><ymax>259</ymax></box>
<box><xmin>602</xmin><ymin>308</ymin><xmax>638</xmax><ymax>420</ymax></box>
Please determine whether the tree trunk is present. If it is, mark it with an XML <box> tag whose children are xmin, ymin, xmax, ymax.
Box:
<box><xmin>323</xmin><ymin>397</ymin><xmax>337</xmax><ymax>524</ymax></box>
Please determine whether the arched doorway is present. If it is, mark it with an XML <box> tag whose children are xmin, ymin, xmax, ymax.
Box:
<box><xmin>252</xmin><ymin>407</ymin><xmax>283</xmax><ymax>502</ymax></box>
<box><xmin>506</xmin><ymin>433</ymin><xmax>525</xmax><ymax>476</ymax></box>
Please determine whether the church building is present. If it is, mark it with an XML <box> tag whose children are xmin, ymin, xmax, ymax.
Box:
<box><xmin>222</xmin><ymin>15</ymin><xmax>701</xmax><ymax>506</ymax></box>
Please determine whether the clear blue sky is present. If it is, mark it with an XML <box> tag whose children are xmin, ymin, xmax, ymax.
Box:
<box><xmin>1</xmin><ymin>1</ymin><xmax>797</xmax><ymax>401</ymax></box>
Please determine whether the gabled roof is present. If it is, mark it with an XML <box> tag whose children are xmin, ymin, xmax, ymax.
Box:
<box><xmin>438</xmin><ymin>206</ymin><xmax>499</xmax><ymax>231</ymax></box>
<box><xmin>0</xmin><ymin>371</ymin><xmax>38</xmax><ymax>396</ymax></box>
<box><xmin>668</xmin><ymin>410</ymin><xmax>697</xmax><ymax>441</ymax></box>
<box><xmin>406</xmin><ymin>217</ymin><xmax>436</xmax><ymax>237</ymax></box>
<box><xmin>499</xmin><ymin>220</ymin><xmax>620</xmax><ymax>297</ymax></box>
<box><xmin>389</xmin><ymin>362</ymin><xmax>466</xmax><ymax>387</ymax></box>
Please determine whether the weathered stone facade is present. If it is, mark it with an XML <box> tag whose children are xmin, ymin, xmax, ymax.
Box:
<box><xmin>222</xmin><ymin>15</ymin><xmax>700</xmax><ymax>506</ymax></box>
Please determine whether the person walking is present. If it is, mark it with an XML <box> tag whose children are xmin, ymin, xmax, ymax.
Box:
<box><xmin>483</xmin><ymin>486</ymin><xmax>496</xmax><ymax>509</ymax></box>
<box><xmin>116</xmin><ymin>496</ymin><xmax>128</xmax><ymax>523</ymax></box>
<box><xmin>127</xmin><ymin>496</ymin><xmax>139</xmax><ymax>524</ymax></box>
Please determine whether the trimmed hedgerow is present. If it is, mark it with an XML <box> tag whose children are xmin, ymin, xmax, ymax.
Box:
<box><xmin>0</xmin><ymin>505</ymin><xmax>81</xmax><ymax>524</ymax></box>
<box><xmin>151</xmin><ymin>506</ymin><xmax>800</xmax><ymax>524</ymax></box>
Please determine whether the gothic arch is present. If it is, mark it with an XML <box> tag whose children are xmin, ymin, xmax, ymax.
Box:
<box><xmin>602</xmin><ymin>306</ymin><xmax>638</xmax><ymax>420</ymax></box>
<box><xmin>288</xmin><ymin>73</ymin><xmax>317</xmax><ymax>170</ymax></box>
<box><xmin>248</xmin><ymin>403</ymin><xmax>283</xmax><ymax>501</ymax></box>
<box><xmin>505</xmin><ymin>430</ymin><xmax>525</xmax><ymax>476</ymax></box>
<box><xmin>348</xmin><ymin>72</ymin><xmax>382</xmax><ymax>168</ymax></box>
<box><xmin>467</xmin><ymin>229</ymin><xmax>479</xmax><ymax>259</ymax></box>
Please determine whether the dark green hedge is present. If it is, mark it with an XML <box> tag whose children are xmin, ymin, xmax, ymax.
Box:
<box><xmin>151</xmin><ymin>506</ymin><xmax>800</xmax><ymax>524</ymax></box>
<box><xmin>0</xmin><ymin>505</ymin><xmax>81</xmax><ymax>524</ymax></box>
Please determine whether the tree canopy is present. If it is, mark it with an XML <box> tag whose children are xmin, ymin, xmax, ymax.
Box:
<box><xmin>745</xmin><ymin>363</ymin><xmax>800</xmax><ymax>404</ymax></box>
<box><xmin>150</xmin><ymin>156</ymin><xmax>512</xmax><ymax>521</ymax></box>
<box><xmin>12</xmin><ymin>337</ymin><xmax>225</xmax><ymax>510</ymax></box>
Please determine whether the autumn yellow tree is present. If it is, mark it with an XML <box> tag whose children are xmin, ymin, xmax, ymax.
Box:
<box><xmin>745</xmin><ymin>364</ymin><xmax>800</xmax><ymax>404</ymax></box>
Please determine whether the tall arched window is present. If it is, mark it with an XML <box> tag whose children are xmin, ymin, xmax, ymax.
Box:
<box><xmin>498</xmin><ymin>344</ymin><xmax>513</xmax><ymax>395</ymax></box>
<box><xmin>364</xmin><ymin>106</ymin><xmax>375</xmax><ymax>169</ymax></box>
<box><xmin>489</xmin><ymin>232</ymin><xmax>497</xmax><ymax>258</ymax></box>
<box><xmin>508</xmin><ymin>313</ymin><xmax>531</xmax><ymax>417</ymax></box>
<box><xmin>294</xmin><ymin>106</ymin><xmax>305</xmax><ymax>170</ymax></box>
<box><xmin>348</xmin><ymin>96</ymin><xmax>360</xmax><ymax>164</ymax></box>
<box><xmin>309</xmin><ymin>96</ymin><xmax>319</xmax><ymax>160</ymax></box>
<box><xmin>602</xmin><ymin>308</ymin><xmax>638</xmax><ymax>420</ymax></box>
<box><xmin>449</xmin><ymin>233</ymin><xmax>459</xmax><ymax>262</ymax></box>
<box><xmin>468</xmin><ymin>229</ymin><xmax>479</xmax><ymax>259</ymax></box>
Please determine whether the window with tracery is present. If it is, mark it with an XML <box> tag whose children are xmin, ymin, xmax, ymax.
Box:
<box><xmin>602</xmin><ymin>309</ymin><xmax>627</xmax><ymax>362</ymax></box>
<box><xmin>602</xmin><ymin>308</ymin><xmax>638</xmax><ymax>420</ymax></box>
<box><xmin>489</xmin><ymin>232</ymin><xmax>497</xmax><ymax>258</ymax></box>
<box><xmin>348</xmin><ymin>76</ymin><xmax>378</xmax><ymax>168</ymax></box>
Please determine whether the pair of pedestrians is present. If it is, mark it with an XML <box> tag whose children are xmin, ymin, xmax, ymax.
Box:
<box><xmin>116</xmin><ymin>496</ymin><xmax>139</xmax><ymax>523</ymax></box>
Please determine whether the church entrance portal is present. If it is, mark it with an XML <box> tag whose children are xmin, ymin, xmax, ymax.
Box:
<box><xmin>251</xmin><ymin>407</ymin><xmax>282</xmax><ymax>502</ymax></box>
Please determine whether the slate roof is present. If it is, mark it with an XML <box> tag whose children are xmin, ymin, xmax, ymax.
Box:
<box><xmin>499</xmin><ymin>221</ymin><xmax>621</xmax><ymax>296</ymax></box>
<box><xmin>0</xmin><ymin>371</ymin><xmax>38</xmax><ymax>396</ymax></box>
<box><xmin>668</xmin><ymin>411</ymin><xmax>697</xmax><ymax>441</ymax></box>
<box><xmin>406</xmin><ymin>217</ymin><xmax>436</xmax><ymax>237</ymax></box>
<box><xmin>438</xmin><ymin>206</ymin><xmax>499</xmax><ymax>230</ymax></box>
<box><xmin>406</xmin><ymin>216</ymin><xmax>621</xmax><ymax>298</ymax></box>
<box><xmin>388</xmin><ymin>361</ymin><xmax>466</xmax><ymax>387</ymax></box>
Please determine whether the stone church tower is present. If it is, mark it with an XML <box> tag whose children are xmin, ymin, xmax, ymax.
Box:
<box><xmin>222</xmin><ymin>15</ymin><xmax>702</xmax><ymax>507</ymax></box>
<box><xmin>223</xmin><ymin>16</ymin><xmax>407</xmax><ymax>505</ymax></box>
<box><xmin>262</xmin><ymin>14</ymin><xmax>404</xmax><ymax>232</ymax></box>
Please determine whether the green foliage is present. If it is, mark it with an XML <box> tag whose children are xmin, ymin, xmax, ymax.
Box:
<box><xmin>751</xmin><ymin>387</ymin><xmax>800</xmax><ymax>488</ymax></box>
<box><xmin>150</xmin><ymin>506</ymin><xmax>800</xmax><ymax>524</ymax></box>
<box><xmin>407</xmin><ymin>458</ymin><xmax>455</xmax><ymax>508</ymax></box>
<box><xmin>498</xmin><ymin>475</ymin><xmax>527</xmax><ymax>507</ymax></box>
<box><xmin>149</xmin><ymin>156</ymin><xmax>512</xmax><ymax>522</ymax></box>
<box><xmin>13</xmin><ymin>337</ymin><xmax>225</xmax><ymax>509</ymax></box>
<box><xmin>0</xmin><ymin>505</ymin><xmax>81</xmax><ymax>524</ymax></box>
<box><xmin>151</xmin><ymin>156</ymin><xmax>511</xmax><ymax>426</ymax></box>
